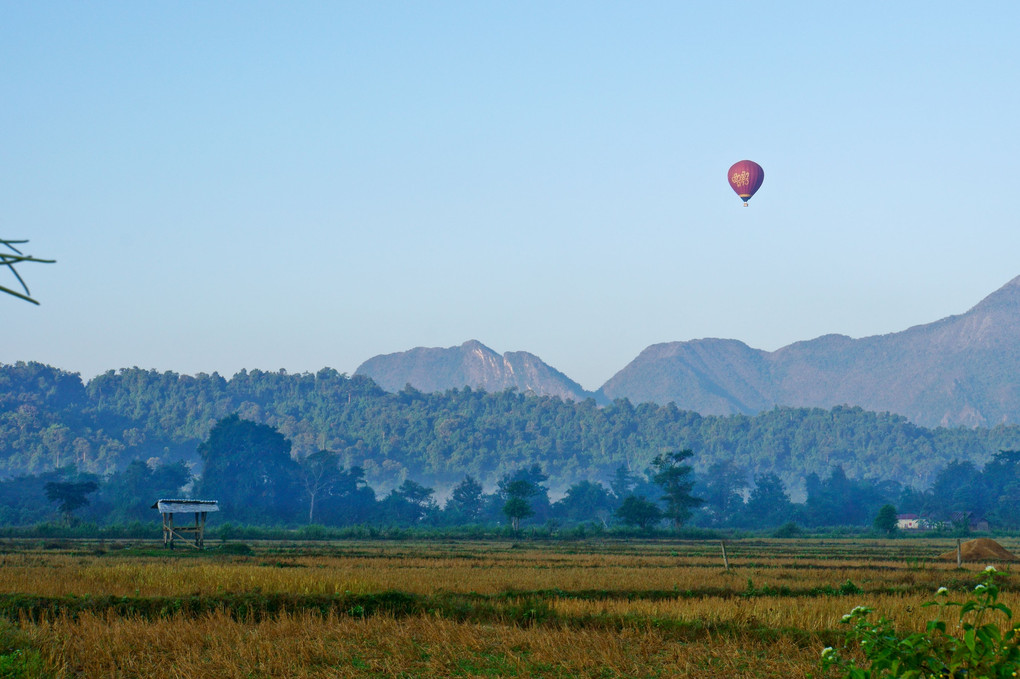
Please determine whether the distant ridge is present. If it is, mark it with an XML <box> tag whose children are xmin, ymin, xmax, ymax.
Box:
<box><xmin>356</xmin><ymin>276</ymin><xmax>1020</xmax><ymax>427</ymax></box>
<box><xmin>600</xmin><ymin>276</ymin><xmax>1020</xmax><ymax>427</ymax></box>
<box><xmin>355</xmin><ymin>340</ymin><xmax>594</xmax><ymax>402</ymax></box>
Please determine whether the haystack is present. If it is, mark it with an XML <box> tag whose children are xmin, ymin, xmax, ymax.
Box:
<box><xmin>938</xmin><ymin>538</ymin><xmax>1017</xmax><ymax>562</ymax></box>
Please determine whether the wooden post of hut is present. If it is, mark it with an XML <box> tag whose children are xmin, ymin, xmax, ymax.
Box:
<box><xmin>151</xmin><ymin>499</ymin><xmax>219</xmax><ymax>549</ymax></box>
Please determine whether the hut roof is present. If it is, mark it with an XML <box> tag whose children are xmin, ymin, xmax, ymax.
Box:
<box><xmin>151</xmin><ymin>499</ymin><xmax>220</xmax><ymax>514</ymax></box>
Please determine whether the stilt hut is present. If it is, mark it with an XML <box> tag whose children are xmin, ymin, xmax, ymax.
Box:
<box><xmin>151</xmin><ymin>499</ymin><xmax>219</xmax><ymax>549</ymax></box>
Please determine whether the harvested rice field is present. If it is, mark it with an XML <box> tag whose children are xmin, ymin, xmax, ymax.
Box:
<box><xmin>0</xmin><ymin>536</ymin><xmax>1015</xmax><ymax>678</ymax></box>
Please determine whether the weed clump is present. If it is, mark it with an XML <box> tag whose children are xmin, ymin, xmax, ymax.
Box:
<box><xmin>0</xmin><ymin>618</ymin><xmax>45</xmax><ymax>678</ymax></box>
<box><xmin>824</xmin><ymin>567</ymin><xmax>1020</xmax><ymax>677</ymax></box>
<box><xmin>214</xmin><ymin>543</ymin><xmax>254</xmax><ymax>556</ymax></box>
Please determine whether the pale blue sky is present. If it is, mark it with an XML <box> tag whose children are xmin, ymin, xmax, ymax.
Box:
<box><xmin>3</xmin><ymin>2</ymin><xmax>1018</xmax><ymax>391</ymax></box>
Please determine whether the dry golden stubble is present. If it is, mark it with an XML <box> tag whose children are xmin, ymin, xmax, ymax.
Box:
<box><xmin>549</xmin><ymin>589</ymin><xmax>1020</xmax><ymax>635</ymax></box>
<box><xmin>27</xmin><ymin>610</ymin><xmax>831</xmax><ymax>678</ymax></box>
<box><xmin>0</xmin><ymin>545</ymin><xmax>1001</xmax><ymax>598</ymax></box>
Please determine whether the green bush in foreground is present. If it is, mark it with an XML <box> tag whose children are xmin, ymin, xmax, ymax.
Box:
<box><xmin>0</xmin><ymin>619</ymin><xmax>47</xmax><ymax>678</ymax></box>
<box><xmin>823</xmin><ymin>567</ymin><xmax>1020</xmax><ymax>678</ymax></box>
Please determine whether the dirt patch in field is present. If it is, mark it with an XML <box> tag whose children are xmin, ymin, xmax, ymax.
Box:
<box><xmin>938</xmin><ymin>538</ymin><xmax>1017</xmax><ymax>562</ymax></box>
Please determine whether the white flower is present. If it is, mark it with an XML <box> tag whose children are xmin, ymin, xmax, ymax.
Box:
<box><xmin>975</xmin><ymin>584</ymin><xmax>988</xmax><ymax>593</ymax></box>
<box><xmin>985</xmin><ymin>565</ymin><xmax>998</xmax><ymax>573</ymax></box>
<box><xmin>821</xmin><ymin>647</ymin><xmax>836</xmax><ymax>659</ymax></box>
<box><xmin>841</xmin><ymin>614</ymin><xmax>853</xmax><ymax>622</ymax></box>
<box><xmin>936</xmin><ymin>587</ymin><xmax>949</xmax><ymax>596</ymax></box>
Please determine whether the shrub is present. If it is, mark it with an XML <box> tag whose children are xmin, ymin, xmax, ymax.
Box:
<box><xmin>773</xmin><ymin>521</ymin><xmax>803</xmax><ymax>538</ymax></box>
<box><xmin>823</xmin><ymin>567</ymin><xmax>1020</xmax><ymax>677</ymax></box>
<box><xmin>214</xmin><ymin>543</ymin><xmax>254</xmax><ymax>556</ymax></box>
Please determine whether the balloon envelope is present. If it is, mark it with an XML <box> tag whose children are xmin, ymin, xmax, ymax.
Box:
<box><xmin>727</xmin><ymin>160</ymin><xmax>764</xmax><ymax>205</ymax></box>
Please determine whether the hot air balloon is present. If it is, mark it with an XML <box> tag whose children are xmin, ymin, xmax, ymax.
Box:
<box><xmin>727</xmin><ymin>160</ymin><xmax>764</xmax><ymax>206</ymax></box>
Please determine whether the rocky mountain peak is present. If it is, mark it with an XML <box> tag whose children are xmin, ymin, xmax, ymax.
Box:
<box><xmin>967</xmin><ymin>275</ymin><xmax>1020</xmax><ymax>315</ymax></box>
<box><xmin>355</xmin><ymin>341</ymin><xmax>592</xmax><ymax>402</ymax></box>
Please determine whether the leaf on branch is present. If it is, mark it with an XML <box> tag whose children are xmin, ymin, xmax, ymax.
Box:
<box><xmin>0</xmin><ymin>237</ymin><xmax>55</xmax><ymax>305</ymax></box>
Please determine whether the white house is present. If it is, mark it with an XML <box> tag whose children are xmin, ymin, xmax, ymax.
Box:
<box><xmin>896</xmin><ymin>513</ymin><xmax>921</xmax><ymax>530</ymax></box>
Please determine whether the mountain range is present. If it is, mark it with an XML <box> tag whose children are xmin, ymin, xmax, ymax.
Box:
<box><xmin>355</xmin><ymin>276</ymin><xmax>1020</xmax><ymax>428</ymax></box>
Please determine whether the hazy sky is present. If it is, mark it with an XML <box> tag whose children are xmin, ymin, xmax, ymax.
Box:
<box><xmin>3</xmin><ymin>3</ymin><xmax>1018</xmax><ymax>391</ymax></box>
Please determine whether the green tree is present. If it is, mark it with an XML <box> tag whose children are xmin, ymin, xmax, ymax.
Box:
<box><xmin>925</xmin><ymin>460</ymin><xmax>982</xmax><ymax>523</ymax></box>
<box><xmin>743</xmin><ymin>473</ymin><xmax>795</xmax><ymax>528</ymax></box>
<box><xmin>313</xmin><ymin>465</ymin><xmax>377</xmax><ymax>526</ymax></box>
<box><xmin>609</xmin><ymin>465</ymin><xmax>638</xmax><ymax>502</ymax></box>
<box><xmin>102</xmin><ymin>459</ymin><xmax>191</xmax><ymax>523</ymax></box>
<box><xmin>502</xmin><ymin>479</ymin><xmax>540</xmax><ymax>533</ymax></box>
<box><xmin>498</xmin><ymin>465</ymin><xmax>550</xmax><ymax>521</ymax></box>
<box><xmin>44</xmin><ymin>480</ymin><xmax>98</xmax><ymax>524</ymax></box>
<box><xmin>697</xmin><ymin>460</ymin><xmax>748</xmax><ymax>527</ymax></box>
<box><xmin>378</xmin><ymin>478</ymin><xmax>437</xmax><ymax>525</ymax></box>
<box><xmin>502</xmin><ymin>496</ymin><xmax>533</xmax><ymax>534</ymax></box>
<box><xmin>393</xmin><ymin>479</ymin><xmax>436</xmax><ymax>523</ymax></box>
<box><xmin>615</xmin><ymin>495</ymin><xmax>662</xmax><ymax>530</ymax></box>
<box><xmin>873</xmin><ymin>503</ymin><xmax>898</xmax><ymax>536</ymax></box>
<box><xmin>552</xmin><ymin>480</ymin><xmax>615</xmax><ymax>526</ymax></box>
<box><xmin>651</xmin><ymin>449</ymin><xmax>703</xmax><ymax>530</ymax></box>
<box><xmin>297</xmin><ymin>450</ymin><xmax>342</xmax><ymax>524</ymax></box>
<box><xmin>978</xmin><ymin>450</ymin><xmax>1020</xmax><ymax>529</ymax></box>
<box><xmin>444</xmin><ymin>475</ymin><xmax>484</xmax><ymax>523</ymax></box>
<box><xmin>197</xmin><ymin>414</ymin><xmax>300</xmax><ymax>524</ymax></box>
<box><xmin>804</xmin><ymin>466</ymin><xmax>896</xmax><ymax>528</ymax></box>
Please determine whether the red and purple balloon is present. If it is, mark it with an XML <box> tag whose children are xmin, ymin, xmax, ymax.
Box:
<box><xmin>727</xmin><ymin>160</ymin><xmax>764</xmax><ymax>206</ymax></box>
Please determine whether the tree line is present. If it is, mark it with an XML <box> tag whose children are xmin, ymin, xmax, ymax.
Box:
<box><xmin>3</xmin><ymin>362</ymin><xmax>1020</xmax><ymax>500</ymax></box>
<box><xmin>5</xmin><ymin>413</ymin><xmax>1020</xmax><ymax>533</ymax></box>
<box><xmin>1</xmin><ymin>415</ymin><xmax>707</xmax><ymax>531</ymax></box>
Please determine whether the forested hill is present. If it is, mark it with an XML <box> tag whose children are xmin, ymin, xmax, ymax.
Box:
<box><xmin>2</xmin><ymin>361</ymin><xmax>1019</xmax><ymax>494</ymax></box>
